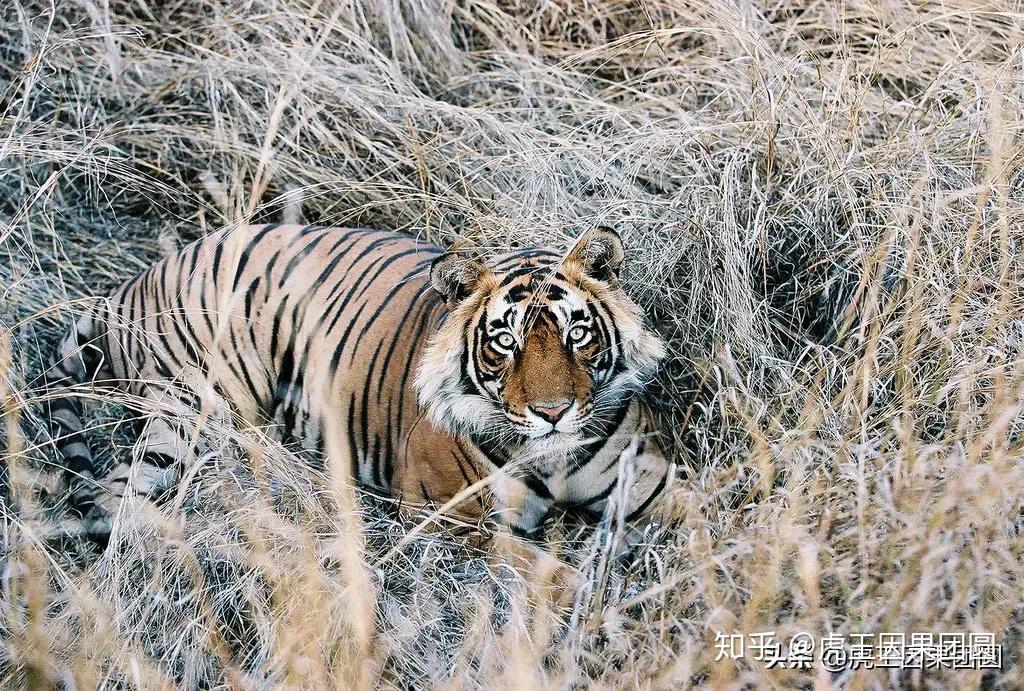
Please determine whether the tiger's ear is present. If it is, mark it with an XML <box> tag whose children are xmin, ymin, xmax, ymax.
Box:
<box><xmin>567</xmin><ymin>226</ymin><xmax>624</xmax><ymax>285</ymax></box>
<box><xmin>430</xmin><ymin>251</ymin><xmax>488</xmax><ymax>303</ymax></box>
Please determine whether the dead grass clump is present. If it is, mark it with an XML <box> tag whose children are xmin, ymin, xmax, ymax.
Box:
<box><xmin>2</xmin><ymin>0</ymin><xmax>1023</xmax><ymax>687</ymax></box>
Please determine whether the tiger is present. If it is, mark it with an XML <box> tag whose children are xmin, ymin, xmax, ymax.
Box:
<box><xmin>39</xmin><ymin>223</ymin><xmax>671</xmax><ymax>543</ymax></box>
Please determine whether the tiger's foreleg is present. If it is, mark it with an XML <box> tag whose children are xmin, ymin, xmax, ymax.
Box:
<box><xmin>593</xmin><ymin>432</ymin><xmax>674</xmax><ymax>562</ymax></box>
<box><xmin>487</xmin><ymin>470</ymin><xmax>581</xmax><ymax>611</ymax></box>
<box><xmin>490</xmin><ymin>470</ymin><xmax>553</xmax><ymax>540</ymax></box>
<box><xmin>394</xmin><ymin>432</ymin><xmax>553</xmax><ymax>539</ymax></box>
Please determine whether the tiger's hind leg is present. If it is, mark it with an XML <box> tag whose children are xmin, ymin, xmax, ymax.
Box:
<box><xmin>63</xmin><ymin>385</ymin><xmax>200</xmax><ymax>543</ymax></box>
<box><xmin>95</xmin><ymin>386</ymin><xmax>200</xmax><ymax>538</ymax></box>
<box><xmin>38</xmin><ymin>310</ymin><xmax>114</xmax><ymax>539</ymax></box>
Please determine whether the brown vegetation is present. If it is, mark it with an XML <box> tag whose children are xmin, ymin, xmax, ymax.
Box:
<box><xmin>1</xmin><ymin>0</ymin><xmax>1022</xmax><ymax>687</ymax></box>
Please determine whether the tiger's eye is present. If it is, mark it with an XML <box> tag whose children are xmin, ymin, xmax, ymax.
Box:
<box><xmin>569</xmin><ymin>326</ymin><xmax>589</xmax><ymax>343</ymax></box>
<box><xmin>495</xmin><ymin>332</ymin><xmax>516</xmax><ymax>350</ymax></box>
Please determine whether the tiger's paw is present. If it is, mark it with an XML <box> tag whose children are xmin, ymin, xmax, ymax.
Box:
<box><xmin>489</xmin><ymin>528</ymin><xmax>580</xmax><ymax>611</ymax></box>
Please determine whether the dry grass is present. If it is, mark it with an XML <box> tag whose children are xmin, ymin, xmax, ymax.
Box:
<box><xmin>1</xmin><ymin>0</ymin><xmax>1023</xmax><ymax>687</ymax></box>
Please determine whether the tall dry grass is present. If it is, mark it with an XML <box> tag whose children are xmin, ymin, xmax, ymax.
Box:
<box><xmin>1</xmin><ymin>0</ymin><xmax>1023</xmax><ymax>687</ymax></box>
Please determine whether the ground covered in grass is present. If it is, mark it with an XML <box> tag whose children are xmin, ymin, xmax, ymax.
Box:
<box><xmin>1</xmin><ymin>0</ymin><xmax>1023</xmax><ymax>687</ymax></box>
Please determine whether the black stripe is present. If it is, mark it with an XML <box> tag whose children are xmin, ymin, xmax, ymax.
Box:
<box><xmin>143</xmin><ymin>451</ymin><xmax>179</xmax><ymax>469</ymax></box>
<box><xmin>470</xmin><ymin>429</ymin><xmax>515</xmax><ymax>468</ymax></box>
<box><xmin>232</xmin><ymin>223</ymin><xmax>284</xmax><ymax>291</ymax></box>
<box><xmin>309</xmin><ymin>230</ymin><xmax>375</xmax><ymax>294</ymax></box>
<box><xmin>269</xmin><ymin>296</ymin><xmax>292</xmax><ymax>361</ymax></box>
<box><xmin>346</xmin><ymin>392</ymin><xmax>360</xmax><ymax>479</ymax></box>
<box><xmin>198</xmin><ymin>260</ymin><xmax>217</xmax><ymax>341</ymax></box>
<box><xmin>566</xmin><ymin>399</ymin><xmax>631</xmax><ymax>476</ymax></box>
<box><xmin>63</xmin><ymin>453</ymin><xmax>93</xmax><ymax>475</ymax></box>
<box><xmin>499</xmin><ymin>263</ymin><xmax>554</xmax><ymax>288</ymax></box>
<box><xmin>352</xmin><ymin>261</ymin><xmax>432</xmax><ymax>360</ymax></box>
<box><xmin>185</xmin><ymin>237</ymin><xmax>203</xmax><ymax>280</ymax></box>
<box><xmin>625</xmin><ymin>468</ymin><xmax>669</xmax><ymax>522</ymax></box>
<box><xmin>523</xmin><ymin>473</ymin><xmax>552</xmax><ymax>500</ymax></box>
<box><xmin>452</xmin><ymin>453</ymin><xmax>486</xmax><ymax>511</ymax></box>
<box><xmin>492</xmin><ymin>250</ymin><xmax>559</xmax><ymax>269</ymax></box>
<box><xmin>387</xmin><ymin>291</ymin><xmax>443</xmax><ymax>484</ymax></box>
<box><xmin>278</xmin><ymin>228</ymin><xmax>329</xmax><ymax>287</ymax></box>
<box><xmin>211</xmin><ymin>238</ymin><xmax>225</xmax><ymax>292</ymax></box>
<box><xmin>509</xmin><ymin>522</ymin><xmax>545</xmax><ymax>540</ymax></box>
<box><xmin>326</xmin><ymin>302</ymin><xmax>370</xmax><ymax>374</ymax></box>
<box><xmin>580</xmin><ymin>476</ymin><xmax>618</xmax><ymax>508</ymax></box>
<box><xmin>227</xmin><ymin>325</ymin><xmax>264</xmax><ymax>408</ymax></box>
<box><xmin>361</xmin><ymin>339</ymin><xmax>387</xmax><ymax>486</ymax></box>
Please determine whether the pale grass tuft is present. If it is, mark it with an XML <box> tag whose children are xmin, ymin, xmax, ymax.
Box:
<box><xmin>1</xmin><ymin>0</ymin><xmax>1023</xmax><ymax>688</ymax></box>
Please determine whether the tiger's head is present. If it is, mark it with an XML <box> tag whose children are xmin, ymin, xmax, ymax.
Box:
<box><xmin>415</xmin><ymin>228</ymin><xmax>666</xmax><ymax>454</ymax></box>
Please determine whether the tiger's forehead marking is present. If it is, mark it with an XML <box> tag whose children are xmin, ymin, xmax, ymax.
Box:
<box><xmin>482</xmin><ymin>249</ymin><xmax>588</xmax><ymax>331</ymax></box>
<box><xmin>488</xmin><ymin>248</ymin><xmax>568</xmax><ymax>289</ymax></box>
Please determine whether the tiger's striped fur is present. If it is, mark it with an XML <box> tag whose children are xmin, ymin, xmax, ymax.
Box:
<box><xmin>41</xmin><ymin>223</ymin><xmax>670</xmax><ymax>541</ymax></box>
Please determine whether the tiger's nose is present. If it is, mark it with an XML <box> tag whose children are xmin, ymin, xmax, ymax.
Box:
<box><xmin>529</xmin><ymin>399</ymin><xmax>573</xmax><ymax>424</ymax></box>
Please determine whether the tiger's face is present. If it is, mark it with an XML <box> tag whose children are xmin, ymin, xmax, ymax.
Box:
<box><xmin>416</xmin><ymin>228</ymin><xmax>666</xmax><ymax>454</ymax></box>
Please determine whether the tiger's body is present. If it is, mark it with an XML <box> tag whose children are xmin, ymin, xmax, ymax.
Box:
<box><xmin>42</xmin><ymin>223</ymin><xmax>670</xmax><ymax>540</ymax></box>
